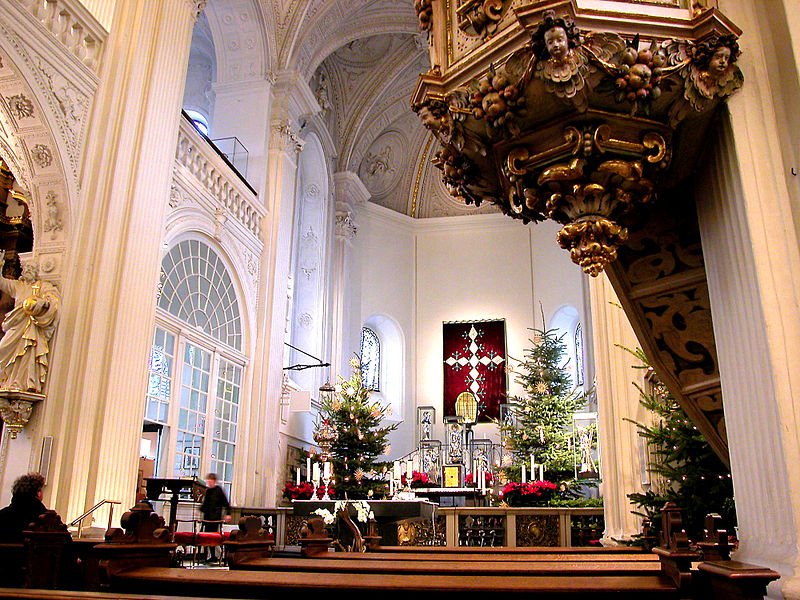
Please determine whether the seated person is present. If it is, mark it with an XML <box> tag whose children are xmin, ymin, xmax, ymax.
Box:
<box><xmin>0</xmin><ymin>472</ymin><xmax>47</xmax><ymax>543</ymax></box>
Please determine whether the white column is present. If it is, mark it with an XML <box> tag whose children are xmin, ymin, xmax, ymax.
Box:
<box><xmin>330</xmin><ymin>172</ymin><xmax>370</xmax><ymax>375</ymax></box>
<box><xmin>236</xmin><ymin>71</ymin><xmax>319</xmax><ymax>507</ymax></box>
<box><xmin>37</xmin><ymin>0</ymin><xmax>203</xmax><ymax>521</ymax></box>
<box><xmin>698</xmin><ymin>3</ymin><xmax>800</xmax><ymax>597</ymax></box>
<box><xmin>589</xmin><ymin>274</ymin><xmax>648</xmax><ymax>544</ymax></box>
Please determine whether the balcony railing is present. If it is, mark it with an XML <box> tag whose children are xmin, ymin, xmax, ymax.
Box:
<box><xmin>176</xmin><ymin>113</ymin><xmax>264</xmax><ymax>241</ymax></box>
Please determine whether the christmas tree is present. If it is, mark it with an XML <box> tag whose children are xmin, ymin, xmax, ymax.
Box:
<box><xmin>625</xmin><ymin>348</ymin><xmax>735</xmax><ymax>541</ymax></box>
<box><xmin>319</xmin><ymin>357</ymin><xmax>397</xmax><ymax>499</ymax></box>
<box><xmin>501</xmin><ymin>327</ymin><xmax>585</xmax><ymax>483</ymax></box>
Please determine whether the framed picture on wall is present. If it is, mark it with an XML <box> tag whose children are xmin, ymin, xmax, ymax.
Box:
<box><xmin>442</xmin><ymin>464</ymin><xmax>464</xmax><ymax>488</ymax></box>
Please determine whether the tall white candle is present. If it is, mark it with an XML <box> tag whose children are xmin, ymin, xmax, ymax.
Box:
<box><xmin>539</xmin><ymin>464</ymin><xmax>544</xmax><ymax>481</ymax></box>
<box><xmin>406</xmin><ymin>459</ymin><xmax>413</xmax><ymax>477</ymax></box>
<box><xmin>296</xmin><ymin>467</ymin><xmax>301</xmax><ymax>486</ymax></box>
<box><xmin>412</xmin><ymin>456</ymin><xmax>419</xmax><ymax>473</ymax></box>
<box><xmin>389</xmin><ymin>477</ymin><xmax>394</xmax><ymax>496</ymax></box>
<box><xmin>521</xmin><ymin>464</ymin><xmax>527</xmax><ymax>483</ymax></box>
<box><xmin>324</xmin><ymin>462</ymin><xmax>331</xmax><ymax>479</ymax></box>
<box><xmin>306</xmin><ymin>457</ymin><xmax>311</xmax><ymax>482</ymax></box>
<box><xmin>393</xmin><ymin>461</ymin><xmax>402</xmax><ymax>481</ymax></box>
<box><xmin>479</xmin><ymin>467</ymin><xmax>485</xmax><ymax>491</ymax></box>
<box><xmin>530</xmin><ymin>454</ymin><xmax>535</xmax><ymax>477</ymax></box>
<box><xmin>312</xmin><ymin>462</ymin><xmax>320</xmax><ymax>486</ymax></box>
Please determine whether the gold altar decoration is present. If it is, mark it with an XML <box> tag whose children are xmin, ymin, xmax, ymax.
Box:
<box><xmin>413</xmin><ymin>0</ymin><xmax>743</xmax><ymax>276</ymax></box>
<box><xmin>0</xmin><ymin>389</ymin><xmax>44</xmax><ymax>439</ymax></box>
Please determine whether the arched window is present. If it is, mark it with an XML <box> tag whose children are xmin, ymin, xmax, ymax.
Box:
<box><xmin>360</xmin><ymin>327</ymin><xmax>381</xmax><ymax>391</ymax></box>
<box><xmin>575</xmin><ymin>323</ymin><xmax>584</xmax><ymax>387</ymax></box>
<box><xmin>144</xmin><ymin>239</ymin><xmax>244</xmax><ymax>496</ymax></box>
<box><xmin>158</xmin><ymin>239</ymin><xmax>242</xmax><ymax>350</ymax></box>
<box><xmin>184</xmin><ymin>109</ymin><xmax>210</xmax><ymax>136</ymax></box>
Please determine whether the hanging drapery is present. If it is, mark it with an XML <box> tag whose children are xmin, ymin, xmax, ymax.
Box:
<box><xmin>443</xmin><ymin>319</ymin><xmax>507</xmax><ymax>422</ymax></box>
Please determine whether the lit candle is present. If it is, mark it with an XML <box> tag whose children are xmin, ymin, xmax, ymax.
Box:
<box><xmin>530</xmin><ymin>454</ymin><xmax>535</xmax><ymax>477</ymax></box>
<box><xmin>306</xmin><ymin>457</ymin><xmax>311</xmax><ymax>482</ymax></box>
<box><xmin>539</xmin><ymin>464</ymin><xmax>544</xmax><ymax>481</ymax></box>
<box><xmin>521</xmin><ymin>464</ymin><xmax>527</xmax><ymax>483</ymax></box>
<box><xmin>296</xmin><ymin>467</ymin><xmax>301</xmax><ymax>486</ymax></box>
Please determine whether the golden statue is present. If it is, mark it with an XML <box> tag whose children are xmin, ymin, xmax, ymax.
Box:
<box><xmin>0</xmin><ymin>251</ymin><xmax>60</xmax><ymax>393</ymax></box>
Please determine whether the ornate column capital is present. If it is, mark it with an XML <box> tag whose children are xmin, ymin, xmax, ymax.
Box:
<box><xmin>186</xmin><ymin>0</ymin><xmax>207</xmax><ymax>20</ymax></box>
<box><xmin>335</xmin><ymin>210</ymin><xmax>358</xmax><ymax>242</ymax></box>
<box><xmin>271</xmin><ymin>120</ymin><xmax>304</xmax><ymax>154</ymax></box>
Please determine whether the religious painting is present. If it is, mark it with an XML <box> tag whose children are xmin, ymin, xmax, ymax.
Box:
<box><xmin>442</xmin><ymin>464</ymin><xmax>464</xmax><ymax>488</ymax></box>
<box><xmin>443</xmin><ymin>319</ymin><xmax>507</xmax><ymax>422</ymax></box>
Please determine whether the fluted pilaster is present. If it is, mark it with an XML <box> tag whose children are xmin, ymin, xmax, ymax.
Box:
<box><xmin>41</xmin><ymin>0</ymin><xmax>200</xmax><ymax>523</ymax></box>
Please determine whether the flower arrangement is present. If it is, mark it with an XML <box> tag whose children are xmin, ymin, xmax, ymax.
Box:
<box><xmin>498</xmin><ymin>480</ymin><xmax>557</xmax><ymax>506</ymax></box>
<box><xmin>401</xmin><ymin>470</ymin><xmax>431</xmax><ymax>489</ymax></box>
<box><xmin>311</xmin><ymin>500</ymin><xmax>374</xmax><ymax>526</ymax></box>
<box><xmin>465</xmin><ymin>471</ymin><xmax>495</xmax><ymax>488</ymax></box>
<box><xmin>283</xmin><ymin>481</ymin><xmax>315</xmax><ymax>501</ymax></box>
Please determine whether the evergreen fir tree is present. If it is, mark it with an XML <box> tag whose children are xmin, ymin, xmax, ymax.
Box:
<box><xmin>319</xmin><ymin>357</ymin><xmax>397</xmax><ymax>499</ymax></box>
<box><xmin>625</xmin><ymin>348</ymin><xmax>735</xmax><ymax>541</ymax></box>
<box><xmin>501</xmin><ymin>327</ymin><xmax>585</xmax><ymax>482</ymax></box>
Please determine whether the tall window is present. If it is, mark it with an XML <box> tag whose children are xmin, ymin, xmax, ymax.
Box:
<box><xmin>143</xmin><ymin>239</ymin><xmax>245</xmax><ymax>496</ymax></box>
<box><xmin>360</xmin><ymin>327</ymin><xmax>381</xmax><ymax>391</ymax></box>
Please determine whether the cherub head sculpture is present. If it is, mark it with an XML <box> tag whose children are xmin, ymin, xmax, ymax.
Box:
<box><xmin>531</xmin><ymin>10</ymin><xmax>581</xmax><ymax>62</ymax></box>
<box><xmin>692</xmin><ymin>35</ymin><xmax>741</xmax><ymax>79</ymax></box>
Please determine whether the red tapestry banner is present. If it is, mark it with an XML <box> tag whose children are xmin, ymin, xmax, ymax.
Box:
<box><xmin>443</xmin><ymin>320</ymin><xmax>507</xmax><ymax>423</ymax></box>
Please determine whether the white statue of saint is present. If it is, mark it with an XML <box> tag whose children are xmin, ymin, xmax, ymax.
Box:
<box><xmin>0</xmin><ymin>251</ymin><xmax>60</xmax><ymax>393</ymax></box>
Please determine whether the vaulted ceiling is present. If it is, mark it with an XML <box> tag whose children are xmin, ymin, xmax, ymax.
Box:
<box><xmin>199</xmin><ymin>0</ymin><xmax>498</xmax><ymax>218</ymax></box>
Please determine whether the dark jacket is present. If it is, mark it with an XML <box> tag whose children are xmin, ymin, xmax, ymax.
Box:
<box><xmin>0</xmin><ymin>495</ymin><xmax>47</xmax><ymax>543</ymax></box>
<box><xmin>199</xmin><ymin>486</ymin><xmax>229</xmax><ymax>524</ymax></box>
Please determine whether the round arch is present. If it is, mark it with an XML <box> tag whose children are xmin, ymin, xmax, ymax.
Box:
<box><xmin>159</xmin><ymin>228</ymin><xmax>254</xmax><ymax>357</ymax></box>
<box><xmin>0</xmin><ymin>43</ymin><xmax>75</xmax><ymax>283</ymax></box>
<box><xmin>550</xmin><ymin>304</ymin><xmax>582</xmax><ymax>390</ymax></box>
<box><xmin>362</xmin><ymin>313</ymin><xmax>405</xmax><ymax>421</ymax></box>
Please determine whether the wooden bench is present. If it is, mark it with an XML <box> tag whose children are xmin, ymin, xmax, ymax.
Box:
<box><xmin>91</xmin><ymin>503</ymin><xmax>778</xmax><ymax>600</ymax></box>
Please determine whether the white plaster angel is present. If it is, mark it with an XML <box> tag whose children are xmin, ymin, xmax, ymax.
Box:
<box><xmin>0</xmin><ymin>252</ymin><xmax>60</xmax><ymax>394</ymax></box>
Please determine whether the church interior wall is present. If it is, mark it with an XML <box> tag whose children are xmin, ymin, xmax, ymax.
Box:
<box><xmin>352</xmin><ymin>203</ymin><xmax>589</xmax><ymax>460</ymax></box>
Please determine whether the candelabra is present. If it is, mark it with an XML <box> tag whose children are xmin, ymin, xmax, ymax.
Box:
<box><xmin>314</xmin><ymin>417</ymin><xmax>338</xmax><ymax>501</ymax></box>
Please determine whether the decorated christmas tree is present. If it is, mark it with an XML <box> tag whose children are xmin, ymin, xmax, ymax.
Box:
<box><xmin>501</xmin><ymin>327</ymin><xmax>585</xmax><ymax>483</ymax></box>
<box><xmin>625</xmin><ymin>349</ymin><xmax>735</xmax><ymax>541</ymax></box>
<box><xmin>319</xmin><ymin>357</ymin><xmax>397</xmax><ymax>499</ymax></box>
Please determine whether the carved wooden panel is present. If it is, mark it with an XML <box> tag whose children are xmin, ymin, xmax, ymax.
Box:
<box><xmin>606</xmin><ymin>190</ymin><xmax>728</xmax><ymax>464</ymax></box>
<box><xmin>516</xmin><ymin>514</ymin><xmax>560</xmax><ymax>547</ymax></box>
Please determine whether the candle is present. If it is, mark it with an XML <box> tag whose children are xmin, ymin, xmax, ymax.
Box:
<box><xmin>521</xmin><ymin>464</ymin><xmax>527</xmax><ymax>483</ymax></box>
<box><xmin>412</xmin><ymin>456</ymin><xmax>419</xmax><ymax>473</ymax></box>
<box><xmin>296</xmin><ymin>467</ymin><xmax>301</xmax><ymax>486</ymax></box>
<box><xmin>406</xmin><ymin>459</ymin><xmax>413</xmax><ymax>477</ymax></box>
<box><xmin>539</xmin><ymin>464</ymin><xmax>544</xmax><ymax>481</ymax></box>
<box><xmin>324</xmin><ymin>462</ymin><xmax>331</xmax><ymax>480</ymax></box>
<box><xmin>479</xmin><ymin>467</ymin><xmax>485</xmax><ymax>491</ymax></box>
<box><xmin>389</xmin><ymin>477</ymin><xmax>394</xmax><ymax>496</ymax></box>
<box><xmin>530</xmin><ymin>454</ymin><xmax>535</xmax><ymax>477</ymax></box>
<box><xmin>306</xmin><ymin>457</ymin><xmax>311</xmax><ymax>482</ymax></box>
<box><xmin>312</xmin><ymin>462</ymin><xmax>320</xmax><ymax>486</ymax></box>
<box><xmin>393</xmin><ymin>461</ymin><xmax>402</xmax><ymax>481</ymax></box>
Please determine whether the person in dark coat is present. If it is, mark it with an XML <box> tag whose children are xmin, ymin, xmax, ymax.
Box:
<box><xmin>0</xmin><ymin>472</ymin><xmax>47</xmax><ymax>543</ymax></box>
<box><xmin>199</xmin><ymin>472</ymin><xmax>230</xmax><ymax>562</ymax></box>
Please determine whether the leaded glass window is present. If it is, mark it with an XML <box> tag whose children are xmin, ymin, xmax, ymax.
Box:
<box><xmin>360</xmin><ymin>327</ymin><xmax>381</xmax><ymax>391</ymax></box>
<box><xmin>143</xmin><ymin>238</ymin><xmax>245</xmax><ymax>498</ymax></box>
<box><xmin>158</xmin><ymin>239</ymin><xmax>242</xmax><ymax>351</ymax></box>
<box><xmin>575</xmin><ymin>323</ymin><xmax>584</xmax><ymax>387</ymax></box>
